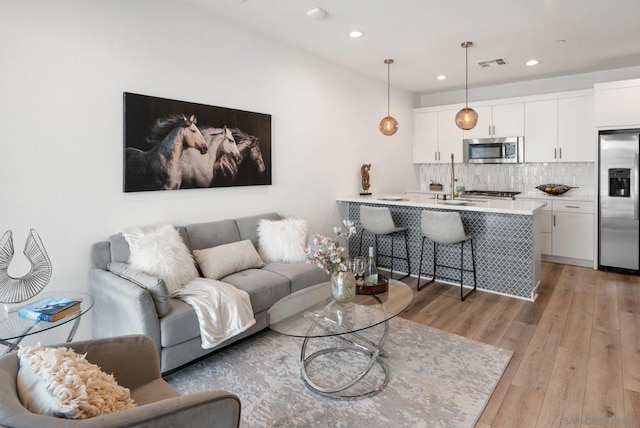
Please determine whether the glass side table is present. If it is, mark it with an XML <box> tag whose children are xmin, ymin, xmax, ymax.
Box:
<box><xmin>0</xmin><ymin>291</ymin><xmax>94</xmax><ymax>354</ymax></box>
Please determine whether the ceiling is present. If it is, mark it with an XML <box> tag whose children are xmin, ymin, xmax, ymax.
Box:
<box><xmin>179</xmin><ymin>0</ymin><xmax>640</xmax><ymax>94</ymax></box>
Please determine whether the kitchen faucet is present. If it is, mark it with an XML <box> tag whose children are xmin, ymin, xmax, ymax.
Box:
<box><xmin>450</xmin><ymin>153</ymin><xmax>456</xmax><ymax>200</ymax></box>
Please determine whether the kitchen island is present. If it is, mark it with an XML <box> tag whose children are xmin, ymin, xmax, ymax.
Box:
<box><xmin>337</xmin><ymin>194</ymin><xmax>547</xmax><ymax>300</ymax></box>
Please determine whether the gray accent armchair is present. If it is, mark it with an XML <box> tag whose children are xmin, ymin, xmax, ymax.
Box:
<box><xmin>0</xmin><ymin>335</ymin><xmax>241</xmax><ymax>427</ymax></box>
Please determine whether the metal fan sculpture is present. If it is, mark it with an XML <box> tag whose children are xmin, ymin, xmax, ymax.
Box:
<box><xmin>0</xmin><ymin>229</ymin><xmax>52</xmax><ymax>303</ymax></box>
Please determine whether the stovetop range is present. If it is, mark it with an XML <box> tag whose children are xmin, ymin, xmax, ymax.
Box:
<box><xmin>462</xmin><ymin>190</ymin><xmax>521</xmax><ymax>200</ymax></box>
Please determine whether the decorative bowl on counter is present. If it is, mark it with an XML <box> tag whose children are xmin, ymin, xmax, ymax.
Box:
<box><xmin>535</xmin><ymin>184</ymin><xmax>576</xmax><ymax>195</ymax></box>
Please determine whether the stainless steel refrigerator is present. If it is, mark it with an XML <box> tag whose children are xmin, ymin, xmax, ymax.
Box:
<box><xmin>599</xmin><ymin>129</ymin><xmax>640</xmax><ymax>272</ymax></box>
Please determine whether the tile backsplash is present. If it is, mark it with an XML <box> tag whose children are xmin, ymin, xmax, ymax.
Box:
<box><xmin>418</xmin><ymin>162</ymin><xmax>596</xmax><ymax>195</ymax></box>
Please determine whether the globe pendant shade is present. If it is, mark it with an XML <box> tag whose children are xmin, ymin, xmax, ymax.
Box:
<box><xmin>455</xmin><ymin>107</ymin><xmax>478</xmax><ymax>130</ymax></box>
<box><xmin>379</xmin><ymin>116</ymin><xmax>399</xmax><ymax>136</ymax></box>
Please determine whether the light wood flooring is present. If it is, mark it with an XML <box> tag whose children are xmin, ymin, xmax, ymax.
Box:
<box><xmin>396</xmin><ymin>261</ymin><xmax>640</xmax><ymax>427</ymax></box>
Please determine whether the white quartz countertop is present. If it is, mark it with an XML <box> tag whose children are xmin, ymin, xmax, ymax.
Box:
<box><xmin>337</xmin><ymin>194</ymin><xmax>547</xmax><ymax>215</ymax></box>
<box><xmin>515</xmin><ymin>191</ymin><xmax>595</xmax><ymax>202</ymax></box>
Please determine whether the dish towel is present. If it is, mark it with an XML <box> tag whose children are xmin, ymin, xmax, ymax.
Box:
<box><xmin>172</xmin><ymin>278</ymin><xmax>256</xmax><ymax>349</ymax></box>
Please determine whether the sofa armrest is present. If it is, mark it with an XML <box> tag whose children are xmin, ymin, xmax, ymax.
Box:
<box><xmin>89</xmin><ymin>269</ymin><xmax>162</xmax><ymax>358</ymax></box>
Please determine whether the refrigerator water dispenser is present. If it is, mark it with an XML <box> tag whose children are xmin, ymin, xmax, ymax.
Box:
<box><xmin>609</xmin><ymin>168</ymin><xmax>631</xmax><ymax>197</ymax></box>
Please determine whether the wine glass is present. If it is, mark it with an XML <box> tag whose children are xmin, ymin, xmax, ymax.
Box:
<box><xmin>354</xmin><ymin>256</ymin><xmax>366</xmax><ymax>282</ymax></box>
<box><xmin>347</xmin><ymin>258</ymin><xmax>356</xmax><ymax>273</ymax></box>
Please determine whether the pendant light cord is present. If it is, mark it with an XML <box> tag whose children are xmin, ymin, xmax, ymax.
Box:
<box><xmin>387</xmin><ymin>61</ymin><xmax>391</xmax><ymax>116</ymax></box>
<box><xmin>465</xmin><ymin>44</ymin><xmax>469</xmax><ymax>109</ymax></box>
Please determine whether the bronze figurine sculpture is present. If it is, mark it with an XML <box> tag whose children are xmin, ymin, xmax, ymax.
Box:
<box><xmin>360</xmin><ymin>164</ymin><xmax>371</xmax><ymax>195</ymax></box>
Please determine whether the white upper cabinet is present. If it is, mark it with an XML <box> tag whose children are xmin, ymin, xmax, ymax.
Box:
<box><xmin>413</xmin><ymin>109</ymin><xmax>463</xmax><ymax>163</ymax></box>
<box><xmin>558</xmin><ymin>95</ymin><xmax>595</xmax><ymax>162</ymax></box>
<box><xmin>414</xmin><ymin>88</ymin><xmax>597</xmax><ymax>164</ymax></box>
<box><xmin>524</xmin><ymin>94</ymin><xmax>595</xmax><ymax>163</ymax></box>
<box><xmin>463</xmin><ymin>103</ymin><xmax>525</xmax><ymax>139</ymax></box>
<box><xmin>413</xmin><ymin>111</ymin><xmax>438</xmax><ymax>163</ymax></box>
<box><xmin>524</xmin><ymin>99</ymin><xmax>558</xmax><ymax>163</ymax></box>
<box><xmin>438</xmin><ymin>109</ymin><xmax>463</xmax><ymax>162</ymax></box>
<box><xmin>595</xmin><ymin>78</ymin><xmax>640</xmax><ymax>128</ymax></box>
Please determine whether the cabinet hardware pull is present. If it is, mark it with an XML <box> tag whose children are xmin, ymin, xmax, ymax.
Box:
<box><xmin>565</xmin><ymin>205</ymin><xmax>580</xmax><ymax>209</ymax></box>
<box><xmin>553</xmin><ymin>215</ymin><xmax>556</xmax><ymax>227</ymax></box>
<box><xmin>559</xmin><ymin>147</ymin><xmax>562</xmax><ymax>159</ymax></box>
<box><xmin>489</xmin><ymin>125</ymin><xmax>491</xmax><ymax>135</ymax></box>
<box><xmin>554</xmin><ymin>148</ymin><xmax>557</xmax><ymax>159</ymax></box>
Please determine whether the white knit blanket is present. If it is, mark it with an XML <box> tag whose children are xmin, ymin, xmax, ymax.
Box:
<box><xmin>172</xmin><ymin>278</ymin><xmax>256</xmax><ymax>349</ymax></box>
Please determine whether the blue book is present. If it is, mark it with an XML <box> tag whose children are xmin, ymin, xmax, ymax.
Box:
<box><xmin>17</xmin><ymin>297</ymin><xmax>81</xmax><ymax>322</ymax></box>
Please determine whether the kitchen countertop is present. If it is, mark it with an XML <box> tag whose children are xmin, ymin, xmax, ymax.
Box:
<box><xmin>337</xmin><ymin>193</ymin><xmax>547</xmax><ymax>215</ymax></box>
<box><xmin>515</xmin><ymin>191</ymin><xmax>595</xmax><ymax>202</ymax></box>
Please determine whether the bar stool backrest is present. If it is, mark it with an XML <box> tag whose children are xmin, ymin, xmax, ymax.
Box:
<box><xmin>421</xmin><ymin>211</ymin><xmax>467</xmax><ymax>244</ymax></box>
<box><xmin>360</xmin><ymin>206</ymin><xmax>396</xmax><ymax>235</ymax></box>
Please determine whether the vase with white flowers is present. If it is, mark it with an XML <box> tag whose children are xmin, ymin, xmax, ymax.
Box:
<box><xmin>306</xmin><ymin>219</ymin><xmax>357</xmax><ymax>303</ymax></box>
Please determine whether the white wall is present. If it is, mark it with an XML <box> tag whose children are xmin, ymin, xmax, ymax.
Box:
<box><xmin>0</xmin><ymin>0</ymin><xmax>416</xmax><ymax>340</ymax></box>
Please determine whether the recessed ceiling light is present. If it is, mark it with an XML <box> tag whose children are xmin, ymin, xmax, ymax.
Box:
<box><xmin>348</xmin><ymin>30</ymin><xmax>364</xmax><ymax>38</ymax></box>
<box><xmin>306</xmin><ymin>7</ymin><xmax>327</xmax><ymax>19</ymax></box>
<box><xmin>436</xmin><ymin>75</ymin><xmax>447</xmax><ymax>80</ymax></box>
<box><xmin>526</xmin><ymin>59</ymin><xmax>540</xmax><ymax>66</ymax></box>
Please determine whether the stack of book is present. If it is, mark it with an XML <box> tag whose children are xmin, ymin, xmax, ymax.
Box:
<box><xmin>17</xmin><ymin>297</ymin><xmax>81</xmax><ymax>322</ymax></box>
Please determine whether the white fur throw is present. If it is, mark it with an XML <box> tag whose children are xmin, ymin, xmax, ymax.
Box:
<box><xmin>257</xmin><ymin>218</ymin><xmax>308</xmax><ymax>263</ymax></box>
<box><xmin>122</xmin><ymin>224</ymin><xmax>199</xmax><ymax>294</ymax></box>
<box><xmin>17</xmin><ymin>344</ymin><xmax>136</xmax><ymax>419</ymax></box>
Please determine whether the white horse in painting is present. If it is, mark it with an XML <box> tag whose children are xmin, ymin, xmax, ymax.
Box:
<box><xmin>180</xmin><ymin>126</ymin><xmax>241</xmax><ymax>188</ymax></box>
<box><xmin>125</xmin><ymin>115</ymin><xmax>208</xmax><ymax>191</ymax></box>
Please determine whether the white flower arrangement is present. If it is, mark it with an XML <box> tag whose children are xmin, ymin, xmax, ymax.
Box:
<box><xmin>306</xmin><ymin>219</ymin><xmax>357</xmax><ymax>275</ymax></box>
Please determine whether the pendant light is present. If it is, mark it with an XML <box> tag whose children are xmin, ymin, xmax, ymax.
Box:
<box><xmin>455</xmin><ymin>41</ymin><xmax>478</xmax><ymax>130</ymax></box>
<box><xmin>379</xmin><ymin>59</ymin><xmax>398</xmax><ymax>136</ymax></box>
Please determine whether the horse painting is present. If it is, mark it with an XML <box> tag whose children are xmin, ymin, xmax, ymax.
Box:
<box><xmin>232</xmin><ymin>128</ymin><xmax>265</xmax><ymax>174</ymax></box>
<box><xmin>125</xmin><ymin>114</ymin><xmax>208</xmax><ymax>191</ymax></box>
<box><xmin>180</xmin><ymin>126</ymin><xmax>240</xmax><ymax>188</ymax></box>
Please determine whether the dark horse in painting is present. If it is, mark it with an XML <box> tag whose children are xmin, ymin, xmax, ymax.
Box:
<box><xmin>125</xmin><ymin>114</ymin><xmax>208</xmax><ymax>191</ymax></box>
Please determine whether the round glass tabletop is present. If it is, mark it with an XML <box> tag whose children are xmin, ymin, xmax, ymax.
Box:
<box><xmin>0</xmin><ymin>291</ymin><xmax>94</xmax><ymax>341</ymax></box>
<box><xmin>268</xmin><ymin>279</ymin><xmax>413</xmax><ymax>338</ymax></box>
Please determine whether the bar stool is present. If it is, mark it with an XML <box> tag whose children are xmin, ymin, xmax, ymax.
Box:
<box><xmin>358</xmin><ymin>205</ymin><xmax>411</xmax><ymax>279</ymax></box>
<box><xmin>418</xmin><ymin>210</ymin><xmax>477</xmax><ymax>301</ymax></box>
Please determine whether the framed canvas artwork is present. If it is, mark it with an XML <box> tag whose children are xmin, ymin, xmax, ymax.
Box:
<box><xmin>123</xmin><ymin>92</ymin><xmax>271</xmax><ymax>192</ymax></box>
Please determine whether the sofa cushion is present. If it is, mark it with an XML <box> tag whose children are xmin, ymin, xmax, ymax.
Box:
<box><xmin>108</xmin><ymin>233</ymin><xmax>131</xmax><ymax>264</ymax></box>
<box><xmin>122</xmin><ymin>224</ymin><xmax>199</xmax><ymax>294</ymax></box>
<box><xmin>108</xmin><ymin>262</ymin><xmax>170</xmax><ymax>317</ymax></box>
<box><xmin>193</xmin><ymin>240</ymin><xmax>264</xmax><ymax>281</ymax></box>
<box><xmin>235</xmin><ymin>212</ymin><xmax>281</xmax><ymax>248</ymax></box>
<box><xmin>257</xmin><ymin>218</ymin><xmax>308</xmax><ymax>263</ymax></box>
<box><xmin>262</xmin><ymin>262</ymin><xmax>331</xmax><ymax>293</ymax></box>
<box><xmin>186</xmin><ymin>219</ymin><xmax>240</xmax><ymax>251</ymax></box>
<box><xmin>221</xmin><ymin>269</ymin><xmax>290</xmax><ymax>313</ymax></box>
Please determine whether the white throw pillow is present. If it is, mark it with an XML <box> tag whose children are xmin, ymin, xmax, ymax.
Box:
<box><xmin>17</xmin><ymin>343</ymin><xmax>136</xmax><ymax>419</ymax></box>
<box><xmin>257</xmin><ymin>218</ymin><xmax>308</xmax><ymax>263</ymax></box>
<box><xmin>122</xmin><ymin>224</ymin><xmax>198</xmax><ymax>294</ymax></box>
<box><xmin>193</xmin><ymin>240</ymin><xmax>265</xmax><ymax>280</ymax></box>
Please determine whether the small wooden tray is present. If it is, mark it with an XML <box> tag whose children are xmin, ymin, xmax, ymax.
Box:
<box><xmin>356</xmin><ymin>275</ymin><xmax>389</xmax><ymax>295</ymax></box>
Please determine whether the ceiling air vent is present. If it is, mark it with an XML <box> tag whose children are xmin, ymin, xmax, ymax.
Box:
<box><xmin>477</xmin><ymin>57</ymin><xmax>508</xmax><ymax>68</ymax></box>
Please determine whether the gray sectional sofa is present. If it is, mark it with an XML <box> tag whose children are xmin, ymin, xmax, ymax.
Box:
<box><xmin>89</xmin><ymin>212</ymin><xmax>329</xmax><ymax>374</ymax></box>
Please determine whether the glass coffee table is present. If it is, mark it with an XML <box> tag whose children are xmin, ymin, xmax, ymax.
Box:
<box><xmin>268</xmin><ymin>279</ymin><xmax>413</xmax><ymax>399</ymax></box>
<box><xmin>0</xmin><ymin>291</ymin><xmax>94</xmax><ymax>354</ymax></box>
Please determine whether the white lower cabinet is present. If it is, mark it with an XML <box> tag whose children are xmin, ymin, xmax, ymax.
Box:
<box><xmin>524</xmin><ymin>199</ymin><xmax>594</xmax><ymax>265</ymax></box>
<box><xmin>551</xmin><ymin>201</ymin><xmax>594</xmax><ymax>261</ymax></box>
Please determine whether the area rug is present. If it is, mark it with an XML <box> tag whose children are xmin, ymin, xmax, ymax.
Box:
<box><xmin>165</xmin><ymin>317</ymin><xmax>512</xmax><ymax>427</ymax></box>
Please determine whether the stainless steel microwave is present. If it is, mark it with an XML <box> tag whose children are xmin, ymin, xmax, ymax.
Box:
<box><xmin>463</xmin><ymin>136</ymin><xmax>524</xmax><ymax>164</ymax></box>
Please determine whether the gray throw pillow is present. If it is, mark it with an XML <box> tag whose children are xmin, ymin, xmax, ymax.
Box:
<box><xmin>108</xmin><ymin>262</ymin><xmax>170</xmax><ymax>317</ymax></box>
<box><xmin>193</xmin><ymin>240</ymin><xmax>265</xmax><ymax>280</ymax></box>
